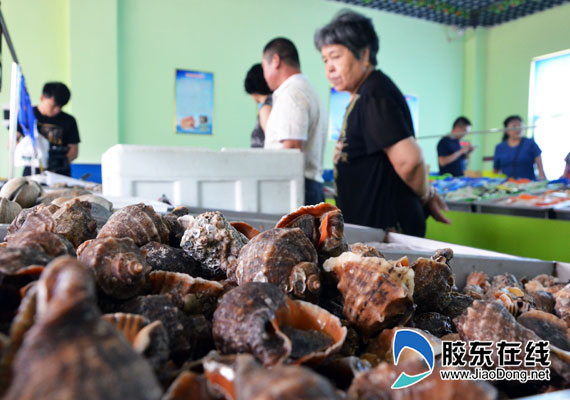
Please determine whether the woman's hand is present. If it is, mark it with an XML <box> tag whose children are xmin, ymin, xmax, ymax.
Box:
<box><xmin>427</xmin><ymin>193</ymin><xmax>451</xmax><ymax>224</ymax></box>
<box><xmin>333</xmin><ymin>140</ymin><xmax>345</xmax><ymax>165</ymax></box>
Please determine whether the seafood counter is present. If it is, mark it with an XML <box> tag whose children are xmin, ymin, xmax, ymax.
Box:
<box><xmin>0</xmin><ymin>178</ymin><xmax>570</xmax><ymax>399</ymax></box>
<box><xmin>432</xmin><ymin>177</ymin><xmax>570</xmax><ymax>219</ymax></box>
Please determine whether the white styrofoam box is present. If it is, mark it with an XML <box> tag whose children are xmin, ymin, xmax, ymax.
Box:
<box><xmin>101</xmin><ymin>145</ymin><xmax>304</xmax><ymax>213</ymax></box>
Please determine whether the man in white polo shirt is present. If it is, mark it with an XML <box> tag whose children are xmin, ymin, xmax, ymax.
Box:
<box><xmin>261</xmin><ymin>37</ymin><xmax>327</xmax><ymax>205</ymax></box>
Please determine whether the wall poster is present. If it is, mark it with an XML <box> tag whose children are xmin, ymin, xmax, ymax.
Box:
<box><xmin>175</xmin><ymin>69</ymin><xmax>213</xmax><ymax>134</ymax></box>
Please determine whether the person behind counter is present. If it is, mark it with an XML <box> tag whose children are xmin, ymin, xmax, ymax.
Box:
<box><xmin>21</xmin><ymin>82</ymin><xmax>80</xmax><ymax>177</ymax></box>
<box><xmin>437</xmin><ymin>116</ymin><xmax>474</xmax><ymax>177</ymax></box>
<box><xmin>244</xmin><ymin>63</ymin><xmax>273</xmax><ymax>148</ymax></box>
<box><xmin>493</xmin><ymin>115</ymin><xmax>545</xmax><ymax>181</ymax></box>
<box><xmin>261</xmin><ymin>37</ymin><xmax>328</xmax><ymax>206</ymax></box>
<box><xmin>314</xmin><ymin>10</ymin><xmax>450</xmax><ymax>237</ymax></box>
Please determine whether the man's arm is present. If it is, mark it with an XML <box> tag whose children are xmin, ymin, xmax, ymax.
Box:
<box><xmin>281</xmin><ymin>140</ymin><xmax>303</xmax><ymax>150</ymax></box>
<box><xmin>438</xmin><ymin>147</ymin><xmax>468</xmax><ymax>167</ymax></box>
<box><xmin>67</xmin><ymin>144</ymin><xmax>79</xmax><ymax>162</ymax></box>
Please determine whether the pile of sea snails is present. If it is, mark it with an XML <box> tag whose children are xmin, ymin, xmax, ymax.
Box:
<box><xmin>0</xmin><ymin>177</ymin><xmax>569</xmax><ymax>399</ymax></box>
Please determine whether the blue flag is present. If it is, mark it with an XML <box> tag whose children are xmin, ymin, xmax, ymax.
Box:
<box><xmin>17</xmin><ymin>73</ymin><xmax>37</xmax><ymax>147</ymax></box>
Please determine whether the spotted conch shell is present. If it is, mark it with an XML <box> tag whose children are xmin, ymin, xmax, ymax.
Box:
<box><xmin>212</xmin><ymin>282</ymin><xmax>346</xmax><ymax>367</ymax></box>
<box><xmin>3</xmin><ymin>256</ymin><xmax>163</xmax><ymax>400</ymax></box>
<box><xmin>203</xmin><ymin>353</ymin><xmax>341</xmax><ymax>400</ymax></box>
<box><xmin>98</xmin><ymin>203</ymin><xmax>170</xmax><ymax>247</ymax></box>
<box><xmin>276</xmin><ymin>203</ymin><xmax>349</xmax><ymax>261</ymax></box>
<box><xmin>180</xmin><ymin>211</ymin><xmax>248</xmax><ymax>280</ymax></box>
<box><xmin>234</xmin><ymin>228</ymin><xmax>321</xmax><ymax>301</ymax></box>
<box><xmin>323</xmin><ymin>252</ymin><xmax>415</xmax><ymax>336</ymax></box>
<box><xmin>77</xmin><ymin>237</ymin><xmax>151</xmax><ymax>299</ymax></box>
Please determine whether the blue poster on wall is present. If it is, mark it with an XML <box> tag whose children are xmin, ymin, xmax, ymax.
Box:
<box><xmin>404</xmin><ymin>94</ymin><xmax>419</xmax><ymax>135</ymax></box>
<box><xmin>328</xmin><ymin>88</ymin><xmax>419</xmax><ymax>141</ymax></box>
<box><xmin>328</xmin><ymin>87</ymin><xmax>352</xmax><ymax>141</ymax></box>
<box><xmin>175</xmin><ymin>69</ymin><xmax>213</xmax><ymax>134</ymax></box>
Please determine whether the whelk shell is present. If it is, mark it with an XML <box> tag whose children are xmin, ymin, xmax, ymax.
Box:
<box><xmin>234</xmin><ymin>228</ymin><xmax>321</xmax><ymax>301</ymax></box>
<box><xmin>323</xmin><ymin>252</ymin><xmax>415</xmax><ymax>336</ymax></box>
<box><xmin>276</xmin><ymin>203</ymin><xmax>348</xmax><ymax>260</ymax></box>
<box><xmin>212</xmin><ymin>282</ymin><xmax>346</xmax><ymax>367</ymax></box>
<box><xmin>203</xmin><ymin>353</ymin><xmax>341</xmax><ymax>400</ymax></box>
<box><xmin>77</xmin><ymin>237</ymin><xmax>151</xmax><ymax>300</ymax></box>
<box><xmin>6</xmin><ymin>230</ymin><xmax>76</xmax><ymax>258</ymax></box>
<box><xmin>98</xmin><ymin>203</ymin><xmax>170</xmax><ymax>247</ymax></box>
<box><xmin>411</xmin><ymin>252</ymin><xmax>455</xmax><ymax>313</ymax></box>
<box><xmin>149</xmin><ymin>270</ymin><xmax>224</xmax><ymax>316</ymax></box>
<box><xmin>4</xmin><ymin>256</ymin><xmax>163</xmax><ymax>400</ymax></box>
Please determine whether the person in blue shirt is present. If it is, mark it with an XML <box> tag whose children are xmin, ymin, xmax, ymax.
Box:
<box><xmin>437</xmin><ymin>116</ymin><xmax>474</xmax><ymax>176</ymax></box>
<box><xmin>493</xmin><ymin>115</ymin><xmax>545</xmax><ymax>181</ymax></box>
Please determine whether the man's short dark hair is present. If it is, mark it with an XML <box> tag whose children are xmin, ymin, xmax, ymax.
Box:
<box><xmin>244</xmin><ymin>64</ymin><xmax>272</xmax><ymax>95</ymax></box>
<box><xmin>314</xmin><ymin>10</ymin><xmax>379</xmax><ymax>66</ymax></box>
<box><xmin>42</xmin><ymin>82</ymin><xmax>71</xmax><ymax>107</ymax></box>
<box><xmin>263</xmin><ymin>38</ymin><xmax>300</xmax><ymax>69</ymax></box>
<box><xmin>453</xmin><ymin>116</ymin><xmax>471</xmax><ymax>129</ymax></box>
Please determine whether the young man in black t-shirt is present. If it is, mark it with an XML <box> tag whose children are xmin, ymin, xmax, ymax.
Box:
<box><xmin>437</xmin><ymin>116</ymin><xmax>473</xmax><ymax>176</ymax></box>
<box><xmin>21</xmin><ymin>82</ymin><xmax>80</xmax><ymax>177</ymax></box>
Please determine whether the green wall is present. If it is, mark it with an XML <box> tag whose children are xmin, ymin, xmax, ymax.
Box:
<box><xmin>115</xmin><ymin>0</ymin><xmax>464</xmax><ymax>171</ymax></box>
<box><xmin>480</xmin><ymin>2</ymin><xmax>570</xmax><ymax>164</ymax></box>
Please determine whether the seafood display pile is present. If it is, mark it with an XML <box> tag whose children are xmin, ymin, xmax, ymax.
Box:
<box><xmin>431</xmin><ymin>176</ymin><xmax>568</xmax><ymax>204</ymax></box>
<box><xmin>0</xmin><ymin>177</ymin><xmax>569</xmax><ymax>399</ymax></box>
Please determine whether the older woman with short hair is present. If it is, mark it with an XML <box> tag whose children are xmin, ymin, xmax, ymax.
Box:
<box><xmin>314</xmin><ymin>10</ymin><xmax>449</xmax><ymax>236</ymax></box>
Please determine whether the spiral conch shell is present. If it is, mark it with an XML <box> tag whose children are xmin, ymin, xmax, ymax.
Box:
<box><xmin>323</xmin><ymin>252</ymin><xmax>415</xmax><ymax>336</ymax></box>
<box><xmin>3</xmin><ymin>256</ymin><xmax>163</xmax><ymax>400</ymax></box>
<box><xmin>77</xmin><ymin>237</ymin><xmax>151</xmax><ymax>299</ymax></box>
<box><xmin>213</xmin><ymin>282</ymin><xmax>346</xmax><ymax>367</ymax></box>
<box><xmin>6</xmin><ymin>231</ymin><xmax>76</xmax><ymax>257</ymax></box>
<box><xmin>276</xmin><ymin>203</ymin><xmax>349</xmax><ymax>261</ymax></box>
<box><xmin>98</xmin><ymin>203</ymin><xmax>170</xmax><ymax>247</ymax></box>
<box><xmin>234</xmin><ymin>228</ymin><xmax>321</xmax><ymax>301</ymax></box>
<box><xmin>0</xmin><ymin>177</ymin><xmax>42</xmax><ymax>208</ymax></box>
<box><xmin>0</xmin><ymin>198</ymin><xmax>22</xmax><ymax>224</ymax></box>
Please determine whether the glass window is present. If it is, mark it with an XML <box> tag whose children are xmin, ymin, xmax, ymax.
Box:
<box><xmin>529</xmin><ymin>50</ymin><xmax>570</xmax><ymax>180</ymax></box>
